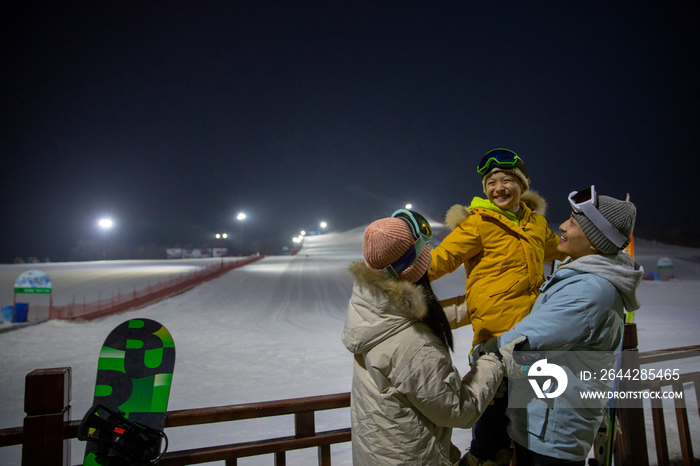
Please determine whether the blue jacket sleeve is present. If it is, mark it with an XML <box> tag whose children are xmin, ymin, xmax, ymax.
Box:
<box><xmin>497</xmin><ymin>274</ymin><xmax>615</xmax><ymax>351</ymax></box>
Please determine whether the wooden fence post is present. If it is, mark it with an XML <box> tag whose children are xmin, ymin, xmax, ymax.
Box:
<box><xmin>672</xmin><ymin>382</ymin><xmax>694</xmax><ymax>466</ymax></box>
<box><xmin>294</xmin><ymin>410</ymin><xmax>331</xmax><ymax>466</ymax></box>
<box><xmin>615</xmin><ymin>323</ymin><xmax>650</xmax><ymax>466</ymax></box>
<box><xmin>22</xmin><ymin>367</ymin><xmax>72</xmax><ymax>466</ymax></box>
<box><xmin>650</xmin><ymin>386</ymin><xmax>670</xmax><ymax>466</ymax></box>
<box><xmin>295</xmin><ymin>411</ymin><xmax>315</xmax><ymax>438</ymax></box>
<box><xmin>318</xmin><ymin>444</ymin><xmax>331</xmax><ymax>466</ymax></box>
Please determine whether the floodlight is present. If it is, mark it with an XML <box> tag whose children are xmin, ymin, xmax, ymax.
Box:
<box><xmin>237</xmin><ymin>213</ymin><xmax>247</xmax><ymax>255</ymax></box>
<box><xmin>98</xmin><ymin>217</ymin><xmax>114</xmax><ymax>260</ymax></box>
<box><xmin>98</xmin><ymin>218</ymin><xmax>113</xmax><ymax>229</ymax></box>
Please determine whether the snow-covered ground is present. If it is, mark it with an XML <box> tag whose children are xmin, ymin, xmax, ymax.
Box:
<box><xmin>0</xmin><ymin>227</ymin><xmax>698</xmax><ymax>465</ymax></box>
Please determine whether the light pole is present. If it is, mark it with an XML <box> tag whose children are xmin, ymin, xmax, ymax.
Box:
<box><xmin>405</xmin><ymin>204</ymin><xmax>412</xmax><ymax>210</ymax></box>
<box><xmin>320</xmin><ymin>221</ymin><xmax>327</xmax><ymax>234</ymax></box>
<box><xmin>215</xmin><ymin>233</ymin><xmax>228</xmax><ymax>265</ymax></box>
<box><xmin>98</xmin><ymin>218</ymin><xmax>113</xmax><ymax>260</ymax></box>
<box><xmin>237</xmin><ymin>213</ymin><xmax>246</xmax><ymax>256</ymax></box>
<box><xmin>215</xmin><ymin>233</ymin><xmax>228</xmax><ymax>245</ymax></box>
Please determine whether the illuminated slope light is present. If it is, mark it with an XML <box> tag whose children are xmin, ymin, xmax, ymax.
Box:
<box><xmin>320</xmin><ymin>222</ymin><xmax>327</xmax><ymax>229</ymax></box>
<box><xmin>237</xmin><ymin>213</ymin><xmax>246</xmax><ymax>221</ymax></box>
<box><xmin>405</xmin><ymin>204</ymin><xmax>412</xmax><ymax>210</ymax></box>
<box><xmin>300</xmin><ymin>231</ymin><xmax>306</xmax><ymax>236</ymax></box>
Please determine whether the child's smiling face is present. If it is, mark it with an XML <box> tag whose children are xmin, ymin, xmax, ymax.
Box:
<box><xmin>484</xmin><ymin>171</ymin><xmax>525</xmax><ymax>210</ymax></box>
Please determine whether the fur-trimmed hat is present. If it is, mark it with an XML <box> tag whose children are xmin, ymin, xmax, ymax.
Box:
<box><xmin>574</xmin><ymin>195</ymin><xmax>636</xmax><ymax>255</ymax></box>
<box><xmin>363</xmin><ymin>217</ymin><xmax>431</xmax><ymax>283</ymax></box>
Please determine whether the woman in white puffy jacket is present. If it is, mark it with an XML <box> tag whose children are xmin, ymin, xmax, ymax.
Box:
<box><xmin>341</xmin><ymin>212</ymin><xmax>524</xmax><ymax>466</ymax></box>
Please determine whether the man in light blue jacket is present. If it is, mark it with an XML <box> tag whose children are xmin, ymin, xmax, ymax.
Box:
<box><xmin>475</xmin><ymin>187</ymin><xmax>643</xmax><ymax>466</ymax></box>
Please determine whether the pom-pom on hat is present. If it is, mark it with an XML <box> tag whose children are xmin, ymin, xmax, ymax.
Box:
<box><xmin>363</xmin><ymin>217</ymin><xmax>431</xmax><ymax>283</ymax></box>
<box><xmin>574</xmin><ymin>195</ymin><xmax>636</xmax><ymax>255</ymax></box>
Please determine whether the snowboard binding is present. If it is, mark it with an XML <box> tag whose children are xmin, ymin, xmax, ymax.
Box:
<box><xmin>78</xmin><ymin>403</ymin><xmax>169</xmax><ymax>465</ymax></box>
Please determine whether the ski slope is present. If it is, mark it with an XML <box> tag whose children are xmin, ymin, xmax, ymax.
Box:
<box><xmin>0</xmin><ymin>226</ymin><xmax>698</xmax><ymax>465</ymax></box>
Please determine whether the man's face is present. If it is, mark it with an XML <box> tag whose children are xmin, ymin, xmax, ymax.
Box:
<box><xmin>557</xmin><ymin>214</ymin><xmax>598</xmax><ymax>260</ymax></box>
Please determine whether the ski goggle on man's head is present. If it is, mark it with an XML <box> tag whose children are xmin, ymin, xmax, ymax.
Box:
<box><xmin>476</xmin><ymin>148</ymin><xmax>530</xmax><ymax>180</ymax></box>
<box><xmin>382</xmin><ymin>209</ymin><xmax>432</xmax><ymax>278</ymax></box>
<box><xmin>568</xmin><ymin>185</ymin><xmax>628</xmax><ymax>249</ymax></box>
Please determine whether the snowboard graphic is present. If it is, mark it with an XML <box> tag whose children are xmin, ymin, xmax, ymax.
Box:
<box><xmin>81</xmin><ymin>319</ymin><xmax>175</xmax><ymax>465</ymax></box>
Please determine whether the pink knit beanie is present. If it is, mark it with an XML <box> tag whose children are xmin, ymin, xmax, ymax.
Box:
<box><xmin>363</xmin><ymin>217</ymin><xmax>431</xmax><ymax>283</ymax></box>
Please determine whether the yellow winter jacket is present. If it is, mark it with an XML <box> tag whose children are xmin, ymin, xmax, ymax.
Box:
<box><xmin>429</xmin><ymin>190</ymin><xmax>565</xmax><ymax>346</ymax></box>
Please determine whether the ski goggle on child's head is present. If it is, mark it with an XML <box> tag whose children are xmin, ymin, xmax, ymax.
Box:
<box><xmin>568</xmin><ymin>185</ymin><xmax>628</xmax><ymax>248</ymax></box>
<box><xmin>476</xmin><ymin>148</ymin><xmax>530</xmax><ymax>179</ymax></box>
<box><xmin>382</xmin><ymin>209</ymin><xmax>432</xmax><ymax>278</ymax></box>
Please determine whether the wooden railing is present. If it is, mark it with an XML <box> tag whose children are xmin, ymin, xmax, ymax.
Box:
<box><xmin>2</xmin><ymin>324</ymin><xmax>697</xmax><ymax>465</ymax></box>
<box><xmin>616</xmin><ymin>323</ymin><xmax>700</xmax><ymax>466</ymax></box>
<box><xmin>638</xmin><ymin>346</ymin><xmax>700</xmax><ymax>466</ymax></box>
<box><xmin>159</xmin><ymin>394</ymin><xmax>351</xmax><ymax>465</ymax></box>
<box><xmin>0</xmin><ymin>368</ymin><xmax>350</xmax><ymax>465</ymax></box>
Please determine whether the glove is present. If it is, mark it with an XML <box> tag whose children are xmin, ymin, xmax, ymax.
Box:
<box><xmin>497</xmin><ymin>336</ymin><xmax>528</xmax><ymax>379</ymax></box>
<box><xmin>469</xmin><ymin>337</ymin><xmax>499</xmax><ymax>365</ymax></box>
<box><xmin>469</xmin><ymin>343</ymin><xmax>483</xmax><ymax>365</ymax></box>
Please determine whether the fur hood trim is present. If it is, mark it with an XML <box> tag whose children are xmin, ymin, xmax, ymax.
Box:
<box><xmin>348</xmin><ymin>260</ymin><xmax>427</xmax><ymax>320</ymax></box>
<box><xmin>444</xmin><ymin>190</ymin><xmax>548</xmax><ymax>230</ymax></box>
<box><xmin>523</xmin><ymin>190</ymin><xmax>548</xmax><ymax>216</ymax></box>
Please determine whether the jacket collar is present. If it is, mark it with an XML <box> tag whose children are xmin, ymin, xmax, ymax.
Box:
<box><xmin>342</xmin><ymin>261</ymin><xmax>428</xmax><ymax>354</ymax></box>
<box><xmin>558</xmin><ymin>254</ymin><xmax>644</xmax><ymax>312</ymax></box>
<box><xmin>348</xmin><ymin>260</ymin><xmax>427</xmax><ymax>320</ymax></box>
<box><xmin>444</xmin><ymin>189</ymin><xmax>548</xmax><ymax>231</ymax></box>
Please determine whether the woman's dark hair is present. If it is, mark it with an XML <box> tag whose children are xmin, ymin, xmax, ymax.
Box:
<box><xmin>415</xmin><ymin>272</ymin><xmax>454</xmax><ymax>351</ymax></box>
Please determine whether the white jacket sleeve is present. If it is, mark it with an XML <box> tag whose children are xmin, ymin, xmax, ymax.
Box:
<box><xmin>395</xmin><ymin>345</ymin><xmax>504</xmax><ymax>429</ymax></box>
<box><xmin>440</xmin><ymin>295</ymin><xmax>470</xmax><ymax>329</ymax></box>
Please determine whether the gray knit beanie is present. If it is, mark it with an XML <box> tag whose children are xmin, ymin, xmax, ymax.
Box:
<box><xmin>573</xmin><ymin>195</ymin><xmax>636</xmax><ymax>255</ymax></box>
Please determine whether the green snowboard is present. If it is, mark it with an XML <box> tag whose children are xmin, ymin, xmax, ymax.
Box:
<box><xmin>82</xmin><ymin>318</ymin><xmax>175</xmax><ymax>465</ymax></box>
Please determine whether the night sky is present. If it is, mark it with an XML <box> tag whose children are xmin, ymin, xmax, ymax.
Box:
<box><xmin>2</xmin><ymin>2</ymin><xmax>698</xmax><ymax>262</ymax></box>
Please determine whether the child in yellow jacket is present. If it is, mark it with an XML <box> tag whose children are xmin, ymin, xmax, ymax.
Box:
<box><xmin>429</xmin><ymin>148</ymin><xmax>565</xmax><ymax>465</ymax></box>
